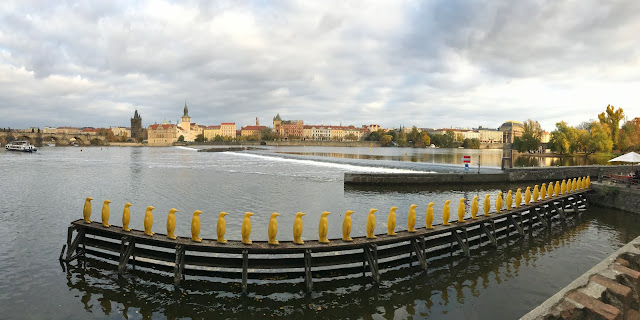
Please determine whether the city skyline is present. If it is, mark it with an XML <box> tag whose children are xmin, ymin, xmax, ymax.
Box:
<box><xmin>1</xmin><ymin>1</ymin><xmax>638</xmax><ymax>130</ymax></box>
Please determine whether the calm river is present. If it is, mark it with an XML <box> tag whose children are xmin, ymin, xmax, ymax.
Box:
<box><xmin>0</xmin><ymin>146</ymin><xmax>636</xmax><ymax>319</ymax></box>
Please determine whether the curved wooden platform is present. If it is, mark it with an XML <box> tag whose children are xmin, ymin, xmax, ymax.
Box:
<box><xmin>61</xmin><ymin>191</ymin><xmax>590</xmax><ymax>294</ymax></box>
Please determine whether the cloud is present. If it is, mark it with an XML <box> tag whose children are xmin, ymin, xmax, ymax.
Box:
<box><xmin>0</xmin><ymin>0</ymin><xmax>638</xmax><ymax>131</ymax></box>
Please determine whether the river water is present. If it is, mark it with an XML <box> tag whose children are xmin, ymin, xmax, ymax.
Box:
<box><xmin>0</xmin><ymin>146</ymin><xmax>637</xmax><ymax>319</ymax></box>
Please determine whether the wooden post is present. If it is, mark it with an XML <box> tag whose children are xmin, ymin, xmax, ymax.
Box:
<box><xmin>481</xmin><ymin>223</ymin><xmax>497</xmax><ymax>247</ymax></box>
<box><xmin>118</xmin><ymin>237</ymin><xmax>135</xmax><ymax>275</ymax></box>
<box><xmin>363</xmin><ymin>244</ymin><xmax>380</xmax><ymax>284</ymax></box>
<box><xmin>507</xmin><ymin>215</ymin><xmax>524</xmax><ymax>237</ymax></box>
<box><xmin>304</xmin><ymin>249</ymin><xmax>313</xmax><ymax>293</ymax></box>
<box><xmin>242</xmin><ymin>249</ymin><xmax>249</xmax><ymax>294</ymax></box>
<box><xmin>173</xmin><ymin>245</ymin><xmax>185</xmax><ymax>287</ymax></box>
<box><xmin>65</xmin><ymin>227</ymin><xmax>86</xmax><ymax>262</ymax></box>
<box><xmin>410</xmin><ymin>238</ymin><xmax>428</xmax><ymax>270</ymax></box>
<box><xmin>452</xmin><ymin>229</ymin><xmax>470</xmax><ymax>257</ymax></box>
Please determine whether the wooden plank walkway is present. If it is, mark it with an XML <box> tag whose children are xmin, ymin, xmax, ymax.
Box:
<box><xmin>61</xmin><ymin>190</ymin><xmax>590</xmax><ymax>294</ymax></box>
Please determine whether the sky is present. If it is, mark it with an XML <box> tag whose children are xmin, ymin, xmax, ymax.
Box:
<box><xmin>0</xmin><ymin>0</ymin><xmax>639</xmax><ymax>131</ymax></box>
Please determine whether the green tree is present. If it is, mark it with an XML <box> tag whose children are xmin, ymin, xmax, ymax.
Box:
<box><xmin>396</xmin><ymin>132</ymin><xmax>407</xmax><ymax>147</ymax></box>
<box><xmin>195</xmin><ymin>133</ymin><xmax>206</xmax><ymax>142</ymax></box>
<box><xmin>598</xmin><ymin>104</ymin><xmax>624</xmax><ymax>149</ymax></box>
<box><xmin>178</xmin><ymin>135</ymin><xmax>185</xmax><ymax>142</ymax></box>
<box><xmin>380</xmin><ymin>134</ymin><xmax>393</xmax><ymax>147</ymax></box>
<box><xmin>587</xmin><ymin>122</ymin><xmax>613</xmax><ymax>153</ymax></box>
<box><xmin>463</xmin><ymin>138</ymin><xmax>480</xmax><ymax>149</ymax></box>
<box><xmin>408</xmin><ymin>127</ymin><xmax>420</xmax><ymax>145</ymax></box>
<box><xmin>549</xmin><ymin>121</ymin><xmax>577</xmax><ymax>154</ymax></box>
<box><xmin>365</xmin><ymin>131</ymin><xmax>380</xmax><ymax>141</ymax></box>
<box><xmin>421</xmin><ymin>132</ymin><xmax>431</xmax><ymax>147</ymax></box>
<box><xmin>345</xmin><ymin>133</ymin><xmax>358</xmax><ymax>141</ymax></box>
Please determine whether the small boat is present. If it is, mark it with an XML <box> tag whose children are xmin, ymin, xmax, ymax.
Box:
<box><xmin>5</xmin><ymin>141</ymin><xmax>37</xmax><ymax>152</ymax></box>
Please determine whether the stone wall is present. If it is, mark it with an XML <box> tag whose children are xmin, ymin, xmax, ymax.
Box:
<box><xmin>344</xmin><ymin>172</ymin><xmax>508</xmax><ymax>185</ymax></box>
<box><xmin>522</xmin><ymin>235</ymin><xmax>640</xmax><ymax>320</ymax></box>
<box><xmin>588</xmin><ymin>183</ymin><xmax>640</xmax><ymax>214</ymax></box>
<box><xmin>505</xmin><ymin>165</ymin><xmax>632</xmax><ymax>182</ymax></box>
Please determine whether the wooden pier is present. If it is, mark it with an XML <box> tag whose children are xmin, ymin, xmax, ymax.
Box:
<box><xmin>61</xmin><ymin>191</ymin><xmax>590</xmax><ymax>294</ymax></box>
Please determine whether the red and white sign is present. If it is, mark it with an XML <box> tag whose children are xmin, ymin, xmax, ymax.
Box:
<box><xmin>462</xmin><ymin>156</ymin><xmax>471</xmax><ymax>163</ymax></box>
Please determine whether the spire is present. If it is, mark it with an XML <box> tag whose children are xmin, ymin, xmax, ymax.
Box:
<box><xmin>183</xmin><ymin>102</ymin><xmax>189</xmax><ymax>118</ymax></box>
<box><xmin>134</xmin><ymin>110</ymin><xmax>139</xmax><ymax>119</ymax></box>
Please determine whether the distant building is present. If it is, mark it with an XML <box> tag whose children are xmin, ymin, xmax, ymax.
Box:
<box><xmin>541</xmin><ymin>131</ymin><xmax>551</xmax><ymax>143</ymax></box>
<box><xmin>478</xmin><ymin>128</ymin><xmax>503</xmax><ymax>143</ymax></box>
<box><xmin>273</xmin><ymin>114</ymin><xmax>304</xmax><ymax>139</ymax></box>
<box><xmin>148</xmin><ymin>124</ymin><xmax>177</xmax><ymax>146</ymax></box>
<box><xmin>203</xmin><ymin>125</ymin><xmax>221</xmax><ymax>141</ymax></box>
<box><xmin>499</xmin><ymin>121</ymin><xmax>524</xmax><ymax>144</ymax></box>
<box><xmin>110</xmin><ymin>126</ymin><xmax>131</xmax><ymax>139</ymax></box>
<box><xmin>203</xmin><ymin>122</ymin><xmax>236</xmax><ymax>141</ymax></box>
<box><xmin>131</xmin><ymin>110</ymin><xmax>144</xmax><ymax>140</ymax></box>
<box><xmin>241</xmin><ymin>125</ymin><xmax>266</xmax><ymax>137</ymax></box>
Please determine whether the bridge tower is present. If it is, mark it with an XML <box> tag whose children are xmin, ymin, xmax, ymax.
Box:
<box><xmin>131</xmin><ymin>110</ymin><xmax>143</xmax><ymax>141</ymax></box>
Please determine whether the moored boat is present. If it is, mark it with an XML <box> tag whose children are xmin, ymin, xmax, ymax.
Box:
<box><xmin>5</xmin><ymin>141</ymin><xmax>37</xmax><ymax>152</ymax></box>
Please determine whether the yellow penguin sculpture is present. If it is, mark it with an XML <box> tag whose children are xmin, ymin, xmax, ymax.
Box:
<box><xmin>572</xmin><ymin>178</ymin><xmax>577</xmax><ymax>192</ymax></box>
<box><xmin>443</xmin><ymin>200</ymin><xmax>451</xmax><ymax>226</ymax></box>
<box><xmin>483</xmin><ymin>195</ymin><xmax>491</xmax><ymax>216</ymax></box>
<box><xmin>241</xmin><ymin>212</ymin><xmax>254</xmax><ymax>244</ymax></box>
<box><xmin>532</xmin><ymin>185</ymin><xmax>539</xmax><ymax>203</ymax></box>
<box><xmin>83</xmin><ymin>197</ymin><xmax>93</xmax><ymax>223</ymax></box>
<box><xmin>166</xmin><ymin>208</ymin><xmax>179</xmax><ymax>240</ymax></box>
<box><xmin>515</xmin><ymin>188</ymin><xmax>522</xmax><ymax>208</ymax></box>
<box><xmin>577</xmin><ymin>177</ymin><xmax>582</xmax><ymax>190</ymax></box>
<box><xmin>524</xmin><ymin>187</ymin><xmax>531</xmax><ymax>205</ymax></box>
<box><xmin>560</xmin><ymin>180</ymin><xmax>566</xmax><ymax>195</ymax></box>
<box><xmin>366</xmin><ymin>209</ymin><xmax>378</xmax><ymax>239</ymax></box>
<box><xmin>554</xmin><ymin>181</ymin><xmax>560</xmax><ymax>197</ymax></box>
<box><xmin>144</xmin><ymin>206</ymin><xmax>155</xmax><ymax>236</ymax></box>
<box><xmin>540</xmin><ymin>184</ymin><xmax>547</xmax><ymax>200</ymax></box>
<box><xmin>426</xmin><ymin>203</ymin><xmax>435</xmax><ymax>229</ymax></box>
<box><xmin>506</xmin><ymin>190</ymin><xmax>513</xmax><ymax>211</ymax></box>
<box><xmin>407</xmin><ymin>204</ymin><xmax>418</xmax><ymax>232</ymax></box>
<box><xmin>387</xmin><ymin>206</ymin><xmax>399</xmax><ymax>236</ymax></box>
<box><xmin>496</xmin><ymin>192</ymin><xmax>503</xmax><ymax>213</ymax></box>
<box><xmin>293</xmin><ymin>212</ymin><xmax>306</xmax><ymax>244</ymax></box>
<box><xmin>319</xmin><ymin>211</ymin><xmax>331</xmax><ymax>243</ymax></box>
<box><xmin>191</xmin><ymin>210</ymin><xmax>203</xmax><ymax>243</ymax></box>
<box><xmin>586</xmin><ymin>176</ymin><xmax>591</xmax><ymax>188</ymax></box>
<box><xmin>457</xmin><ymin>198</ymin><xmax>465</xmax><ymax>222</ymax></box>
<box><xmin>342</xmin><ymin>210</ymin><xmax>355</xmax><ymax>241</ymax></box>
<box><xmin>101</xmin><ymin>200</ymin><xmax>112</xmax><ymax>227</ymax></box>
<box><xmin>548</xmin><ymin>182</ymin><xmax>555</xmax><ymax>198</ymax></box>
<box><xmin>268</xmin><ymin>212</ymin><xmax>280</xmax><ymax>245</ymax></box>
<box><xmin>122</xmin><ymin>203</ymin><xmax>133</xmax><ymax>232</ymax></box>
<box><xmin>471</xmin><ymin>196</ymin><xmax>479</xmax><ymax>219</ymax></box>
<box><xmin>217</xmin><ymin>212</ymin><xmax>228</xmax><ymax>244</ymax></box>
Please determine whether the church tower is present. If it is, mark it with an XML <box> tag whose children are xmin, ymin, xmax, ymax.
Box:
<box><xmin>180</xmin><ymin>102</ymin><xmax>192</xmax><ymax>141</ymax></box>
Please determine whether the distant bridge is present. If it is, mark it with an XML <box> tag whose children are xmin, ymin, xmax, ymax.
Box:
<box><xmin>0</xmin><ymin>131</ymin><xmax>108</xmax><ymax>146</ymax></box>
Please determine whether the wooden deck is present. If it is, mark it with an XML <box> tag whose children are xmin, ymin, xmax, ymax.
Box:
<box><xmin>61</xmin><ymin>190</ymin><xmax>590</xmax><ymax>294</ymax></box>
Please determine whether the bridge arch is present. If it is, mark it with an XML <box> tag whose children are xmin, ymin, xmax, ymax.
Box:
<box><xmin>41</xmin><ymin>135</ymin><xmax>61</xmax><ymax>146</ymax></box>
<box><xmin>16</xmin><ymin>135</ymin><xmax>35</xmax><ymax>144</ymax></box>
<box><xmin>0</xmin><ymin>136</ymin><xmax>5</xmax><ymax>146</ymax></box>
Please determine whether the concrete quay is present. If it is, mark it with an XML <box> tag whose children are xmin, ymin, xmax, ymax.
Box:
<box><xmin>345</xmin><ymin>165</ymin><xmax>634</xmax><ymax>185</ymax></box>
<box><xmin>522</xmin><ymin>235</ymin><xmax>640</xmax><ymax>320</ymax></box>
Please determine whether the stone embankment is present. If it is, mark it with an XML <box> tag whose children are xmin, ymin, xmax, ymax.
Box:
<box><xmin>523</xmin><ymin>236</ymin><xmax>640</xmax><ymax>320</ymax></box>
<box><xmin>587</xmin><ymin>182</ymin><xmax>640</xmax><ymax>215</ymax></box>
<box><xmin>345</xmin><ymin>165</ymin><xmax>634</xmax><ymax>185</ymax></box>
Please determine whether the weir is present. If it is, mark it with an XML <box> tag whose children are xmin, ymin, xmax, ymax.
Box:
<box><xmin>61</xmin><ymin>190</ymin><xmax>591</xmax><ymax>294</ymax></box>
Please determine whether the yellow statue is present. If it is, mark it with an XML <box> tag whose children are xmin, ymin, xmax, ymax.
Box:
<box><xmin>387</xmin><ymin>206</ymin><xmax>398</xmax><ymax>235</ymax></box>
<box><xmin>83</xmin><ymin>197</ymin><xmax>93</xmax><ymax>223</ymax></box>
<box><xmin>443</xmin><ymin>200</ymin><xmax>451</xmax><ymax>225</ymax></box>
<box><xmin>471</xmin><ymin>196</ymin><xmax>479</xmax><ymax>219</ymax></box>
<box><xmin>540</xmin><ymin>184</ymin><xmax>547</xmax><ymax>200</ymax></box>
<box><xmin>554</xmin><ymin>181</ymin><xmax>560</xmax><ymax>197</ymax></box>
<box><xmin>572</xmin><ymin>178</ymin><xmax>577</xmax><ymax>192</ymax></box>
<box><xmin>483</xmin><ymin>195</ymin><xmax>491</xmax><ymax>216</ymax></box>
<box><xmin>457</xmin><ymin>198</ymin><xmax>465</xmax><ymax>222</ymax></box>
<box><xmin>560</xmin><ymin>179</ymin><xmax>566</xmax><ymax>195</ymax></box>
<box><xmin>241</xmin><ymin>212</ymin><xmax>254</xmax><ymax>244</ymax></box>
<box><xmin>293</xmin><ymin>212</ymin><xmax>306</xmax><ymax>244</ymax></box>
<box><xmin>122</xmin><ymin>203</ymin><xmax>133</xmax><ymax>232</ymax></box>
<box><xmin>342</xmin><ymin>210</ymin><xmax>355</xmax><ymax>241</ymax></box>
<box><xmin>166</xmin><ymin>208</ymin><xmax>179</xmax><ymax>240</ymax></box>
<box><xmin>268</xmin><ymin>212</ymin><xmax>280</xmax><ymax>245</ymax></box>
<box><xmin>217</xmin><ymin>211</ymin><xmax>228</xmax><ymax>244</ymax></box>
<box><xmin>515</xmin><ymin>188</ymin><xmax>522</xmax><ymax>208</ymax></box>
<box><xmin>144</xmin><ymin>206</ymin><xmax>155</xmax><ymax>236</ymax></box>
<box><xmin>532</xmin><ymin>185</ymin><xmax>539</xmax><ymax>202</ymax></box>
<box><xmin>191</xmin><ymin>210</ymin><xmax>203</xmax><ymax>243</ymax></box>
<box><xmin>548</xmin><ymin>182</ymin><xmax>554</xmax><ymax>198</ymax></box>
<box><xmin>319</xmin><ymin>211</ymin><xmax>331</xmax><ymax>243</ymax></box>
<box><xmin>524</xmin><ymin>187</ymin><xmax>531</xmax><ymax>205</ymax></box>
<box><xmin>407</xmin><ymin>204</ymin><xmax>418</xmax><ymax>232</ymax></box>
<box><xmin>366</xmin><ymin>208</ymin><xmax>378</xmax><ymax>238</ymax></box>
<box><xmin>496</xmin><ymin>192</ymin><xmax>503</xmax><ymax>213</ymax></box>
<box><xmin>586</xmin><ymin>176</ymin><xmax>591</xmax><ymax>188</ymax></box>
<box><xmin>506</xmin><ymin>190</ymin><xmax>513</xmax><ymax>211</ymax></box>
<box><xmin>577</xmin><ymin>177</ymin><xmax>582</xmax><ymax>190</ymax></box>
<box><xmin>101</xmin><ymin>199</ymin><xmax>112</xmax><ymax>227</ymax></box>
<box><xmin>426</xmin><ymin>203</ymin><xmax>435</xmax><ymax>229</ymax></box>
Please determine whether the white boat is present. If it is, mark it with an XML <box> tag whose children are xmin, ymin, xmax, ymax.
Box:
<box><xmin>5</xmin><ymin>141</ymin><xmax>37</xmax><ymax>152</ymax></box>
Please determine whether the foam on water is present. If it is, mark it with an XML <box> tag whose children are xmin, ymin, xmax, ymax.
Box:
<box><xmin>174</xmin><ymin>146</ymin><xmax>199</xmax><ymax>151</ymax></box>
<box><xmin>227</xmin><ymin>151</ymin><xmax>430</xmax><ymax>173</ymax></box>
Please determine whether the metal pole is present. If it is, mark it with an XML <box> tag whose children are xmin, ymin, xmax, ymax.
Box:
<box><xmin>478</xmin><ymin>155</ymin><xmax>481</xmax><ymax>173</ymax></box>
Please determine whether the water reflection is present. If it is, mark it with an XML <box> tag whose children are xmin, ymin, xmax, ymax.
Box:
<box><xmin>60</xmin><ymin>208</ymin><xmax>640</xmax><ymax>319</ymax></box>
<box><xmin>513</xmin><ymin>154</ymin><xmax>611</xmax><ymax>167</ymax></box>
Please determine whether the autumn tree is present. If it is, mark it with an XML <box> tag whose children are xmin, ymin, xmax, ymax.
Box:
<box><xmin>618</xmin><ymin>118</ymin><xmax>640</xmax><ymax>152</ymax></box>
<box><xmin>549</xmin><ymin>121</ymin><xmax>577</xmax><ymax>154</ymax></box>
<box><xmin>421</xmin><ymin>131</ymin><xmax>430</xmax><ymax>147</ymax></box>
<box><xmin>380</xmin><ymin>134</ymin><xmax>393</xmax><ymax>147</ymax></box>
<box><xmin>598</xmin><ymin>104</ymin><xmax>624</xmax><ymax>149</ymax></box>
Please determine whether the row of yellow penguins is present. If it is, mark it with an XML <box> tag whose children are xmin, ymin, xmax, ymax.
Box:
<box><xmin>82</xmin><ymin>177</ymin><xmax>590</xmax><ymax>245</ymax></box>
